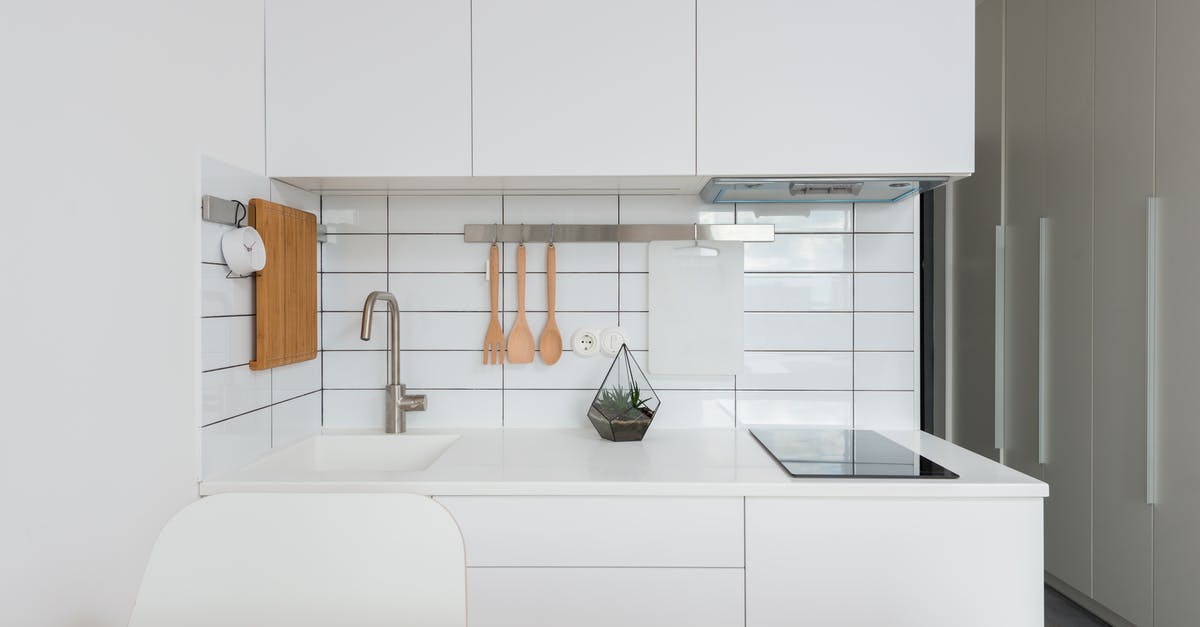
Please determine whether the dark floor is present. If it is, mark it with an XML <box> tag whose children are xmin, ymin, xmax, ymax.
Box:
<box><xmin>1046</xmin><ymin>585</ymin><xmax>1112</xmax><ymax>627</ymax></box>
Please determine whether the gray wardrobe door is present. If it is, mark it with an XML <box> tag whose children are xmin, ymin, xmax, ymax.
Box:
<box><xmin>1042</xmin><ymin>0</ymin><xmax>1095</xmax><ymax>597</ymax></box>
<box><xmin>1092</xmin><ymin>0</ymin><xmax>1155</xmax><ymax>624</ymax></box>
<box><xmin>948</xmin><ymin>0</ymin><xmax>1004</xmax><ymax>461</ymax></box>
<box><xmin>1154</xmin><ymin>0</ymin><xmax>1200</xmax><ymax>624</ymax></box>
<box><xmin>1001</xmin><ymin>0</ymin><xmax>1047</xmax><ymax>482</ymax></box>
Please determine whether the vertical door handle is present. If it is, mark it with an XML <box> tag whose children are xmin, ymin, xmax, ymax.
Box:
<box><xmin>995</xmin><ymin>225</ymin><xmax>1006</xmax><ymax>451</ymax></box>
<box><xmin>1146</xmin><ymin>198</ymin><xmax>1160</xmax><ymax>505</ymax></box>
<box><xmin>1038</xmin><ymin>218</ymin><xmax>1050</xmax><ymax>464</ymax></box>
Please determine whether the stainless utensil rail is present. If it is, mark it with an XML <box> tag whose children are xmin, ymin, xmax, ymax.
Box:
<box><xmin>463</xmin><ymin>223</ymin><xmax>775</xmax><ymax>243</ymax></box>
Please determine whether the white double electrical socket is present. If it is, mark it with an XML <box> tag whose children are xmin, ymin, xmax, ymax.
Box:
<box><xmin>573</xmin><ymin>328</ymin><xmax>629</xmax><ymax>357</ymax></box>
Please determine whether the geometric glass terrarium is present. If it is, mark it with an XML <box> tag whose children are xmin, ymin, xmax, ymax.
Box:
<box><xmin>586</xmin><ymin>344</ymin><xmax>660</xmax><ymax>442</ymax></box>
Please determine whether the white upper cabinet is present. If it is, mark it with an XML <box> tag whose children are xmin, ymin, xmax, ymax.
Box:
<box><xmin>471</xmin><ymin>0</ymin><xmax>696</xmax><ymax>177</ymax></box>
<box><xmin>265</xmin><ymin>0</ymin><xmax>472</xmax><ymax>177</ymax></box>
<box><xmin>696</xmin><ymin>0</ymin><xmax>974</xmax><ymax>176</ymax></box>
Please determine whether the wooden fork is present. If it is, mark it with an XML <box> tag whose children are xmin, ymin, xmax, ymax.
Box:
<box><xmin>483</xmin><ymin>243</ymin><xmax>505</xmax><ymax>365</ymax></box>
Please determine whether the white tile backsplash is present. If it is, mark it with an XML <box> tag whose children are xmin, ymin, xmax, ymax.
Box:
<box><xmin>199</xmin><ymin>157</ymin><xmax>323</xmax><ymax>475</ymax></box>
<box><xmin>321</xmin><ymin>195</ymin><xmax>388</xmax><ymax>233</ymax></box>
<box><xmin>854</xmin><ymin>391</ymin><xmax>916</xmax><ymax>430</ymax></box>
<box><xmin>314</xmin><ymin>193</ymin><xmax>920</xmax><ymax>431</ymax></box>
<box><xmin>388</xmin><ymin>195</ymin><xmax>502</xmax><ymax>233</ymax></box>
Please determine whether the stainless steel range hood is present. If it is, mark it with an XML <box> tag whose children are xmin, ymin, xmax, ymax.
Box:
<box><xmin>699</xmin><ymin>177</ymin><xmax>949</xmax><ymax>204</ymax></box>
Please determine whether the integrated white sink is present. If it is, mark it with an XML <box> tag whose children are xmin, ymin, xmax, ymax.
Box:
<box><xmin>247</xmin><ymin>433</ymin><xmax>460</xmax><ymax>474</ymax></box>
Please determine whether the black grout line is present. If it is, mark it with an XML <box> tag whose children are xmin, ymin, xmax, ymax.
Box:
<box><xmin>201</xmin><ymin>361</ymin><xmax>252</xmax><ymax>374</ymax></box>
<box><xmin>202</xmin><ymin>389</ymin><xmax>322</xmax><ymax>429</ymax></box>
<box><xmin>200</xmin><ymin>313</ymin><xmax>255</xmax><ymax>320</ymax></box>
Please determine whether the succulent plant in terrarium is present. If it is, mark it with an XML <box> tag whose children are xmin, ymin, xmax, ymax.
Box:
<box><xmin>587</xmin><ymin>345</ymin><xmax>660</xmax><ymax>441</ymax></box>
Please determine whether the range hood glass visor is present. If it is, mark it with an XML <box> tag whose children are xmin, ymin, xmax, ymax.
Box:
<box><xmin>700</xmin><ymin>177</ymin><xmax>948</xmax><ymax>204</ymax></box>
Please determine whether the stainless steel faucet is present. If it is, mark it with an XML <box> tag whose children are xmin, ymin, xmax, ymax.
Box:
<box><xmin>360</xmin><ymin>291</ymin><xmax>427</xmax><ymax>433</ymax></box>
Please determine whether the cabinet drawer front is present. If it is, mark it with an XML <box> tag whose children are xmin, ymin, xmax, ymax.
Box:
<box><xmin>436</xmin><ymin>496</ymin><xmax>743</xmax><ymax>567</ymax></box>
<box><xmin>468</xmin><ymin>567</ymin><xmax>744</xmax><ymax>627</ymax></box>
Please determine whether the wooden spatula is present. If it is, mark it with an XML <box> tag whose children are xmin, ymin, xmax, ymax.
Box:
<box><xmin>483</xmin><ymin>243</ymin><xmax>504</xmax><ymax>365</ymax></box>
<box><xmin>506</xmin><ymin>244</ymin><xmax>535</xmax><ymax>364</ymax></box>
<box><xmin>539</xmin><ymin>243</ymin><xmax>563</xmax><ymax>364</ymax></box>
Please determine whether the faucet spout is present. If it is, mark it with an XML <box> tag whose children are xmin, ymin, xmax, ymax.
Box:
<box><xmin>360</xmin><ymin>291</ymin><xmax>425</xmax><ymax>433</ymax></box>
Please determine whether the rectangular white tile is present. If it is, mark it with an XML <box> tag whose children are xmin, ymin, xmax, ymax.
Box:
<box><xmin>389</xmin><ymin>273</ymin><xmax>492</xmax><ymax>311</ymax></box>
<box><xmin>401</xmin><ymin>312</ymin><xmax>493</xmax><ymax>350</ymax></box>
<box><xmin>405</xmin><ymin>389</ymin><xmax>502</xmax><ymax>428</ymax></box>
<box><xmin>390</xmin><ymin>235</ymin><xmax>493</xmax><ymax>273</ymax></box>
<box><xmin>389</xmin><ymin>195</ymin><xmax>502</xmax><ymax>233</ymax></box>
<box><xmin>323</xmin><ymin>389</ymin><xmax>387</xmax><ymax>429</ymax></box>
<box><xmin>854</xmin><ymin>391</ymin><xmax>917</xmax><ymax>430</ymax></box>
<box><xmin>201</xmin><ymin>365</ymin><xmax>272</xmax><ymax>426</ymax></box>
<box><xmin>201</xmin><ymin>263</ymin><xmax>254</xmax><ymax>316</ymax></box>
<box><xmin>504</xmin><ymin>312</ymin><xmax>620</xmax><ymax>351</ymax></box>
<box><xmin>744</xmin><ymin>274</ymin><xmax>853</xmax><ymax>311</ymax></box>
<box><xmin>619</xmin><ymin>243</ymin><xmax>650</xmax><ymax>272</ymax></box>
<box><xmin>321</xmin><ymin>196</ymin><xmax>388</xmax><ymax>233</ymax></box>
<box><xmin>619</xmin><ymin>274</ymin><xmax>649</xmax><ymax>311</ymax></box>
<box><xmin>744</xmin><ymin>313</ymin><xmax>853</xmax><ymax>351</ymax></box>
<box><xmin>271</xmin><ymin>357</ymin><xmax>321</xmax><ymax>402</ymax></box>
<box><xmin>651</xmin><ymin>390</ymin><xmax>737</xmax><ymax>428</ymax></box>
<box><xmin>271</xmin><ymin>392</ymin><xmax>322</xmax><ymax>449</ymax></box>
<box><xmin>854</xmin><ymin>312</ymin><xmax>915</xmax><ymax>351</ymax></box>
<box><xmin>631</xmin><ymin>351</ymin><xmax>735</xmax><ymax>391</ymax></box>
<box><xmin>503</xmin><ymin>272</ymin><xmax>617</xmax><ymax>312</ymax></box>
<box><xmin>735</xmin><ymin>391</ymin><xmax>854</xmax><ymax>427</ymax></box>
<box><xmin>323</xmin><ymin>234</ymin><xmax>387</xmax><ymax>272</ymax></box>
<box><xmin>735</xmin><ymin>203</ymin><xmax>853</xmax><ymax>233</ymax></box>
<box><xmin>503</xmin><ymin>242</ymin><xmax>618</xmax><ymax>273</ymax></box>
<box><xmin>854</xmin><ymin>273</ymin><xmax>915</xmax><ymax>311</ymax></box>
<box><xmin>201</xmin><ymin>408</ymin><xmax>271</xmax><ymax>479</ymax></box>
<box><xmin>854</xmin><ymin>196</ymin><xmax>916</xmax><ymax>232</ymax></box>
<box><xmin>744</xmin><ymin>234</ymin><xmax>853</xmax><ymax>272</ymax></box>
<box><xmin>854</xmin><ymin>233</ymin><xmax>914</xmax><ymax>272</ymax></box>
<box><xmin>503</xmin><ymin>389</ymin><xmax>595</xmax><ymax>428</ymax></box>
<box><xmin>269</xmin><ymin>180</ymin><xmax>321</xmax><ymax>215</ymax></box>
<box><xmin>619</xmin><ymin>312</ymin><xmax>648</xmax><ymax>350</ymax></box>
<box><xmin>503</xmin><ymin>351</ymin><xmax>616</xmax><ymax>390</ymax></box>
<box><xmin>323</xmin><ymin>311</ymin><xmax>387</xmax><ymax>350</ymax></box>
<box><xmin>854</xmin><ymin>352</ymin><xmax>916</xmax><ymax>390</ymax></box>
<box><xmin>322</xmin><ymin>273</ymin><xmax>388</xmax><ymax>311</ymax></box>
<box><xmin>618</xmin><ymin>195</ymin><xmax>734</xmax><ymax>225</ymax></box>
<box><xmin>201</xmin><ymin>315</ymin><xmax>254</xmax><ymax>371</ymax></box>
<box><xmin>323</xmin><ymin>350</ymin><xmax>388</xmax><ymax>389</ymax></box>
<box><xmin>739</xmin><ymin>352</ymin><xmax>853</xmax><ymax>390</ymax></box>
<box><xmin>503</xmin><ymin>195</ymin><xmax>617</xmax><ymax>224</ymax></box>
<box><xmin>402</xmin><ymin>351</ymin><xmax>503</xmax><ymax>389</ymax></box>
<box><xmin>201</xmin><ymin>220</ymin><xmax>235</xmax><ymax>264</ymax></box>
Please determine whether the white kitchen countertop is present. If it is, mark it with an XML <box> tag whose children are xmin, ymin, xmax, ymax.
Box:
<box><xmin>200</xmin><ymin>427</ymin><xmax>1047</xmax><ymax>498</ymax></box>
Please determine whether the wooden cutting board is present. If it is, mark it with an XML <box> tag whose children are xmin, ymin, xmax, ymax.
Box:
<box><xmin>647</xmin><ymin>240</ymin><xmax>744</xmax><ymax>375</ymax></box>
<box><xmin>248</xmin><ymin>198</ymin><xmax>318</xmax><ymax>371</ymax></box>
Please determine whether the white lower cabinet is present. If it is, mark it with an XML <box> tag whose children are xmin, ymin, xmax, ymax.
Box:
<box><xmin>745</xmin><ymin>498</ymin><xmax>1044</xmax><ymax>627</ymax></box>
<box><xmin>467</xmin><ymin>567</ymin><xmax>745</xmax><ymax>627</ymax></box>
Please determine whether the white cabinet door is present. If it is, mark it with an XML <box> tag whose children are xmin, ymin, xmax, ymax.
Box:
<box><xmin>1042</xmin><ymin>0</ymin><xmax>1094</xmax><ymax>597</ymax></box>
<box><xmin>467</xmin><ymin>567</ymin><xmax>744</xmax><ymax>627</ymax></box>
<box><xmin>471</xmin><ymin>0</ymin><xmax>695</xmax><ymax>176</ymax></box>
<box><xmin>1092</xmin><ymin>0</ymin><xmax>1155</xmax><ymax>624</ymax></box>
<box><xmin>1154</xmin><ymin>0</ymin><xmax>1200</xmax><ymax>624</ymax></box>
<box><xmin>697</xmin><ymin>0</ymin><xmax>974</xmax><ymax>177</ymax></box>
<box><xmin>745</xmin><ymin>498</ymin><xmax>1043</xmax><ymax>627</ymax></box>
<box><xmin>265</xmin><ymin>0</ymin><xmax>471</xmax><ymax>177</ymax></box>
<box><xmin>435</xmin><ymin>496</ymin><xmax>743</xmax><ymax>567</ymax></box>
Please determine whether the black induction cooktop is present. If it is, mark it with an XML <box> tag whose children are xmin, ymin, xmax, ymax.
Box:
<box><xmin>749</xmin><ymin>428</ymin><xmax>958</xmax><ymax>479</ymax></box>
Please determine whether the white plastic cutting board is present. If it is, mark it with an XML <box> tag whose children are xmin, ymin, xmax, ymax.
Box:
<box><xmin>648</xmin><ymin>240</ymin><xmax>744</xmax><ymax>375</ymax></box>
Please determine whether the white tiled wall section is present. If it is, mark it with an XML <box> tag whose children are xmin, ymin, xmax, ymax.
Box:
<box><xmin>319</xmin><ymin>194</ymin><xmax>920</xmax><ymax>431</ymax></box>
<box><xmin>199</xmin><ymin>158</ymin><xmax>323</xmax><ymax>478</ymax></box>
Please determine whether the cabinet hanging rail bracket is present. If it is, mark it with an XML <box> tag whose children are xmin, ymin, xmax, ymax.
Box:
<box><xmin>463</xmin><ymin>223</ymin><xmax>775</xmax><ymax>244</ymax></box>
<box><xmin>202</xmin><ymin>194</ymin><xmax>326</xmax><ymax>242</ymax></box>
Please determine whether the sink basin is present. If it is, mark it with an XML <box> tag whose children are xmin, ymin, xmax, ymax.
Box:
<box><xmin>247</xmin><ymin>434</ymin><xmax>460</xmax><ymax>474</ymax></box>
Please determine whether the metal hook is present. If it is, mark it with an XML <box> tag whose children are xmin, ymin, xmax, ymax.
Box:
<box><xmin>520</xmin><ymin>223</ymin><xmax>526</xmax><ymax>245</ymax></box>
<box><xmin>693</xmin><ymin>223</ymin><xmax>699</xmax><ymax>245</ymax></box>
<box><xmin>549</xmin><ymin>223</ymin><xmax>556</xmax><ymax>246</ymax></box>
<box><xmin>491</xmin><ymin>223</ymin><xmax>499</xmax><ymax>244</ymax></box>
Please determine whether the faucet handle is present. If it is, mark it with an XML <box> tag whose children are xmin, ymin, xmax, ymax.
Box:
<box><xmin>397</xmin><ymin>392</ymin><xmax>427</xmax><ymax>412</ymax></box>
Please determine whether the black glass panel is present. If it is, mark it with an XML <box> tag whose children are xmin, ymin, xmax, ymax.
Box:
<box><xmin>749</xmin><ymin>428</ymin><xmax>958</xmax><ymax>479</ymax></box>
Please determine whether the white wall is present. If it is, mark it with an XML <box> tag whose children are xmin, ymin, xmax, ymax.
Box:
<box><xmin>320</xmin><ymin>194</ymin><xmax>921</xmax><ymax>430</ymax></box>
<box><xmin>0</xmin><ymin>2</ymin><xmax>264</xmax><ymax>625</ymax></box>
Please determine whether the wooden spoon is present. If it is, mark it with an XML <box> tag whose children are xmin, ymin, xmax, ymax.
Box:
<box><xmin>506</xmin><ymin>244</ymin><xmax>535</xmax><ymax>364</ymax></box>
<box><xmin>539</xmin><ymin>244</ymin><xmax>563</xmax><ymax>364</ymax></box>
